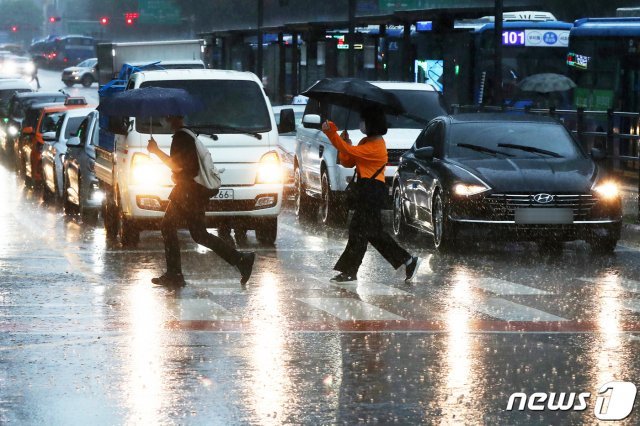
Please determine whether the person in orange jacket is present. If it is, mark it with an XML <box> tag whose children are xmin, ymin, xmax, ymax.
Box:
<box><xmin>321</xmin><ymin>106</ymin><xmax>421</xmax><ymax>282</ymax></box>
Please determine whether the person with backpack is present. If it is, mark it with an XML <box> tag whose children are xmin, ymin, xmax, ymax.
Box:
<box><xmin>321</xmin><ymin>107</ymin><xmax>421</xmax><ymax>283</ymax></box>
<box><xmin>147</xmin><ymin>115</ymin><xmax>255</xmax><ymax>287</ymax></box>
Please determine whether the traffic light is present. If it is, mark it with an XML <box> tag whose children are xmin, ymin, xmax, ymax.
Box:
<box><xmin>11</xmin><ymin>25</ymin><xmax>18</xmax><ymax>32</ymax></box>
<box><xmin>99</xmin><ymin>16</ymin><xmax>109</xmax><ymax>25</ymax></box>
<box><xmin>125</xmin><ymin>12</ymin><xmax>139</xmax><ymax>26</ymax></box>
<box><xmin>49</xmin><ymin>16</ymin><xmax>62</xmax><ymax>23</ymax></box>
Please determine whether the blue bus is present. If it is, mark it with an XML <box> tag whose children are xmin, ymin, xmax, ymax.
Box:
<box><xmin>567</xmin><ymin>18</ymin><xmax>640</xmax><ymax>111</ymax></box>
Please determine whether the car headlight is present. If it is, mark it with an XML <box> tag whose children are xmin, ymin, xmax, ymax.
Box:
<box><xmin>3</xmin><ymin>62</ymin><xmax>17</xmax><ymax>75</ymax></box>
<box><xmin>256</xmin><ymin>151</ymin><xmax>283</xmax><ymax>184</ymax></box>
<box><xmin>8</xmin><ymin>125</ymin><xmax>18</xmax><ymax>136</ymax></box>
<box><xmin>130</xmin><ymin>153</ymin><xmax>172</xmax><ymax>186</ymax></box>
<box><xmin>71</xmin><ymin>70</ymin><xmax>79</xmax><ymax>75</ymax></box>
<box><xmin>592</xmin><ymin>181</ymin><xmax>620</xmax><ymax>200</ymax></box>
<box><xmin>24</xmin><ymin>62</ymin><xmax>35</xmax><ymax>74</ymax></box>
<box><xmin>453</xmin><ymin>182</ymin><xmax>490</xmax><ymax>197</ymax></box>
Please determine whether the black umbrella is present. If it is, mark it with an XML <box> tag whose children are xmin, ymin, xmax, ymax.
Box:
<box><xmin>301</xmin><ymin>78</ymin><xmax>405</xmax><ymax>115</ymax></box>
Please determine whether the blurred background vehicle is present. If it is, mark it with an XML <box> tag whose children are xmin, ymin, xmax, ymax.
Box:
<box><xmin>61</xmin><ymin>57</ymin><xmax>97</xmax><ymax>87</ymax></box>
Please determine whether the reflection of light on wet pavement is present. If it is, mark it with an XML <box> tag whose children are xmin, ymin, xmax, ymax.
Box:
<box><xmin>446</xmin><ymin>268</ymin><xmax>473</xmax><ymax>390</ymax></box>
<box><xmin>247</xmin><ymin>272</ymin><xmax>293</xmax><ymax>425</ymax></box>
<box><xmin>593</xmin><ymin>272</ymin><xmax>625</xmax><ymax>387</ymax></box>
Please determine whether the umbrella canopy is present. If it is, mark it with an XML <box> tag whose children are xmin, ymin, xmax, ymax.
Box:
<box><xmin>517</xmin><ymin>73</ymin><xmax>576</xmax><ymax>94</ymax></box>
<box><xmin>301</xmin><ymin>78</ymin><xmax>405</xmax><ymax>114</ymax></box>
<box><xmin>97</xmin><ymin>86</ymin><xmax>203</xmax><ymax>118</ymax></box>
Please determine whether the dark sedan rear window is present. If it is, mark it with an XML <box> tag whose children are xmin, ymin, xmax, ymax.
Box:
<box><xmin>447</xmin><ymin>122</ymin><xmax>583</xmax><ymax>159</ymax></box>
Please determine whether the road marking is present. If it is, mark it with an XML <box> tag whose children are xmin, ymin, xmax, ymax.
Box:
<box><xmin>623</xmin><ymin>300</ymin><xmax>640</xmax><ymax>313</ymax></box>
<box><xmin>472</xmin><ymin>278</ymin><xmax>551</xmax><ymax>295</ymax></box>
<box><xmin>329</xmin><ymin>281</ymin><xmax>411</xmax><ymax>296</ymax></box>
<box><xmin>176</xmin><ymin>298</ymin><xmax>238</xmax><ymax>321</ymax></box>
<box><xmin>297</xmin><ymin>297</ymin><xmax>405</xmax><ymax>321</ymax></box>
<box><xmin>578</xmin><ymin>277</ymin><xmax>640</xmax><ymax>293</ymax></box>
<box><xmin>471</xmin><ymin>298</ymin><xmax>568</xmax><ymax>322</ymax></box>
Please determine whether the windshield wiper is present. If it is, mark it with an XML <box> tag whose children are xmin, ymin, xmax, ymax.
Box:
<box><xmin>497</xmin><ymin>143</ymin><xmax>563</xmax><ymax>158</ymax></box>
<box><xmin>192</xmin><ymin>124</ymin><xmax>264</xmax><ymax>140</ymax></box>
<box><xmin>456</xmin><ymin>143</ymin><xmax>513</xmax><ymax>157</ymax></box>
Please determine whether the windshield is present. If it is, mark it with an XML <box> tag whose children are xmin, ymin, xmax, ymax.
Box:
<box><xmin>447</xmin><ymin>122</ymin><xmax>583</xmax><ymax>159</ymax></box>
<box><xmin>330</xmin><ymin>89</ymin><xmax>447</xmax><ymax>130</ymax></box>
<box><xmin>40</xmin><ymin>111</ymin><xmax>64</xmax><ymax>133</ymax></box>
<box><xmin>136</xmin><ymin>79</ymin><xmax>272</xmax><ymax>134</ymax></box>
<box><xmin>0</xmin><ymin>89</ymin><xmax>30</xmax><ymax>115</ymax></box>
<box><xmin>77</xmin><ymin>59</ymin><xmax>96</xmax><ymax>67</ymax></box>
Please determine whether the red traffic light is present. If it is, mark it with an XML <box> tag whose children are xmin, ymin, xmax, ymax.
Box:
<box><xmin>49</xmin><ymin>16</ymin><xmax>61</xmax><ymax>23</ymax></box>
<box><xmin>11</xmin><ymin>25</ymin><xmax>18</xmax><ymax>32</ymax></box>
<box><xmin>99</xmin><ymin>16</ymin><xmax>109</xmax><ymax>25</ymax></box>
<box><xmin>125</xmin><ymin>12</ymin><xmax>139</xmax><ymax>25</ymax></box>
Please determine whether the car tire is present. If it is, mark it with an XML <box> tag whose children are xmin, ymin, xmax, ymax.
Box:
<box><xmin>432</xmin><ymin>191</ymin><xmax>455</xmax><ymax>251</ymax></box>
<box><xmin>255</xmin><ymin>218</ymin><xmax>277</xmax><ymax>245</ymax></box>
<box><xmin>103</xmin><ymin>193</ymin><xmax>118</xmax><ymax>241</ymax></box>
<box><xmin>589</xmin><ymin>237</ymin><xmax>618</xmax><ymax>254</ymax></box>
<box><xmin>320</xmin><ymin>170</ymin><xmax>347</xmax><ymax>226</ymax></box>
<box><xmin>294</xmin><ymin>165</ymin><xmax>317</xmax><ymax>220</ymax></box>
<box><xmin>392</xmin><ymin>184</ymin><xmax>410</xmax><ymax>239</ymax></box>
<box><xmin>117</xmin><ymin>203</ymin><xmax>139</xmax><ymax>247</ymax></box>
<box><xmin>42</xmin><ymin>180</ymin><xmax>55</xmax><ymax>203</ymax></box>
<box><xmin>63</xmin><ymin>178</ymin><xmax>78</xmax><ymax>216</ymax></box>
<box><xmin>63</xmin><ymin>81</ymin><xmax>74</xmax><ymax>87</ymax></box>
<box><xmin>81</xmin><ymin>75</ymin><xmax>93</xmax><ymax>88</ymax></box>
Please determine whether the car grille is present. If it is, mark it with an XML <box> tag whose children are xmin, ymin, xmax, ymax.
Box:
<box><xmin>62</xmin><ymin>71</ymin><xmax>73</xmax><ymax>77</ymax></box>
<box><xmin>485</xmin><ymin>193</ymin><xmax>598</xmax><ymax>221</ymax></box>
<box><xmin>387</xmin><ymin>149</ymin><xmax>407</xmax><ymax>165</ymax></box>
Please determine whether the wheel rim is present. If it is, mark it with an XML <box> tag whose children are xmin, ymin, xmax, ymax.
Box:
<box><xmin>433</xmin><ymin>195</ymin><xmax>444</xmax><ymax>246</ymax></box>
<box><xmin>294</xmin><ymin>168</ymin><xmax>302</xmax><ymax>215</ymax></box>
<box><xmin>321</xmin><ymin>174</ymin><xmax>329</xmax><ymax>222</ymax></box>
<box><xmin>392</xmin><ymin>187</ymin><xmax>403</xmax><ymax>235</ymax></box>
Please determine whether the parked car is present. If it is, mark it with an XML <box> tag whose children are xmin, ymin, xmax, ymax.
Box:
<box><xmin>273</xmin><ymin>104</ymin><xmax>305</xmax><ymax>198</ymax></box>
<box><xmin>3</xmin><ymin>91</ymin><xmax>68</xmax><ymax>165</ymax></box>
<box><xmin>391</xmin><ymin>113</ymin><xmax>622</xmax><ymax>253</ymax></box>
<box><xmin>42</xmin><ymin>107</ymin><xmax>95</xmax><ymax>202</ymax></box>
<box><xmin>294</xmin><ymin>81</ymin><xmax>448</xmax><ymax>225</ymax></box>
<box><xmin>0</xmin><ymin>79</ymin><xmax>32</xmax><ymax>155</ymax></box>
<box><xmin>63</xmin><ymin>110</ymin><xmax>103</xmax><ymax>223</ymax></box>
<box><xmin>61</xmin><ymin>57</ymin><xmax>97</xmax><ymax>87</ymax></box>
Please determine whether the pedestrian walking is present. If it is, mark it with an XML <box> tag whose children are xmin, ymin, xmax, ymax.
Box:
<box><xmin>147</xmin><ymin>115</ymin><xmax>255</xmax><ymax>286</ymax></box>
<box><xmin>321</xmin><ymin>107</ymin><xmax>421</xmax><ymax>282</ymax></box>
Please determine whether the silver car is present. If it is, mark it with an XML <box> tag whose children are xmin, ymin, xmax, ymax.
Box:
<box><xmin>61</xmin><ymin>58</ymin><xmax>97</xmax><ymax>88</ymax></box>
<box><xmin>63</xmin><ymin>111</ymin><xmax>103</xmax><ymax>223</ymax></box>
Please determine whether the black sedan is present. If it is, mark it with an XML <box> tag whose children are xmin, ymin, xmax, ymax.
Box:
<box><xmin>391</xmin><ymin>114</ymin><xmax>622</xmax><ymax>252</ymax></box>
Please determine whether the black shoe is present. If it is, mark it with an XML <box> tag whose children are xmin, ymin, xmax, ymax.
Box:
<box><xmin>330</xmin><ymin>272</ymin><xmax>357</xmax><ymax>282</ymax></box>
<box><xmin>151</xmin><ymin>272</ymin><xmax>186</xmax><ymax>287</ymax></box>
<box><xmin>405</xmin><ymin>257</ymin><xmax>422</xmax><ymax>282</ymax></box>
<box><xmin>237</xmin><ymin>252</ymin><xmax>255</xmax><ymax>285</ymax></box>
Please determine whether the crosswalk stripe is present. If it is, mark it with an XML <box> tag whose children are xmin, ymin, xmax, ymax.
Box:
<box><xmin>473</xmin><ymin>278</ymin><xmax>551</xmax><ymax>295</ymax></box>
<box><xmin>578</xmin><ymin>277</ymin><xmax>640</xmax><ymax>293</ymax></box>
<box><xmin>329</xmin><ymin>281</ymin><xmax>411</xmax><ymax>296</ymax></box>
<box><xmin>471</xmin><ymin>298</ymin><xmax>568</xmax><ymax>321</ymax></box>
<box><xmin>177</xmin><ymin>299</ymin><xmax>238</xmax><ymax>321</ymax></box>
<box><xmin>297</xmin><ymin>297</ymin><xmax>405</xmax><ymax>321</ymax></box>
<box><xmin>623</xmin><ymin>300</ymin><xmax>640</xmax><ymax>313</ymax></box>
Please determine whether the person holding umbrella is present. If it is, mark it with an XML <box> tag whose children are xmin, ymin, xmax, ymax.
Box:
<box><xmin>147</xmin><ymin>115</ymin><xmax>256</xmax><ymax>287</ymax></box>
<box><xmin>321</xmin><ymin>106</ymin><xmax>421</xmax><ymax>282</ymax></box>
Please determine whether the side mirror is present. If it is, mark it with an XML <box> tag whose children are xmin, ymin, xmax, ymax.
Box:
<box><xmin>22</xmin><ymin>126</ymin><xmax>34</xmax><ymax>135</ymax></box>
<box><xmin>278</xmin><ymin>108</ymin><xmax>296</xmax><ymax>134</ymax></box>
<box><xmin>302</xmin><ymin>114</ymin><xmax>321</xmax><ymax>129</ymax></box>
<box><xmin>107</xmin><ymin>116</ymin><xmax>130</xmax><ymax>135</ymax></box>
<box><xmin>414</xmin><ymin>146</ymin><xmax>434</xmax><ymax>161</ymax></box>
<box><xmin>591</xmin><ymin>147</ymin><xmax>606</xmax><ymax>161</ymax></box>
<box><xmin>66</xmin><ymin>136</ymin><xmax>81</xmax><ymax>147</ymax></box>
<box><xmin>42</xmin><ymin>131</ymin><xmax>56</xmax><ymax>141</ymax></box>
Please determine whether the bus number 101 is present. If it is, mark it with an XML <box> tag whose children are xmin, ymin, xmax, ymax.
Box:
<box><xmin>502</xmin><ymin>31</ymin><xmax>525</xmax><ymax>46</ymax></box>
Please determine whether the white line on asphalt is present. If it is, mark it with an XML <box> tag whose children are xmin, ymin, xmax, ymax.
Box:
<box><xmin>472</xmin><ymin>278</ymin><xmax>552</xmax><ymax>295</ymax></box>
<box><xmin>471</xmin><ymin>297</ymin><xmax>568</xmax><ymax>321</ymax></box>
<box><xmin>328</xmin><ymin>281</ymin><xmax>412</xmax><ymax>296</ymax></box>
<box><xmin>622</xmin><ymin>300</ymin><xmax>640</xmax><ymax>313</ymax></box>
<box><xmin>297</xmin><ymin>297</ymin><xmax>405</xmax><ymax>321</ymax></box>
<box><xmin>578</xmin><ymin>277</ymin><xmax>640</xmax><ymax>293</ymax></box>
<box><xmin>176</xmin><ymin>298</ymin><xmax>239</xmax><ymax>321</ymax></box>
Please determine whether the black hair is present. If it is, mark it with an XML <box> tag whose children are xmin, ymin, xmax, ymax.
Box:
<box><xmin>360</xmin><ymin>107</ymin><xmax>387</xmax><ymax>136</ymax></box>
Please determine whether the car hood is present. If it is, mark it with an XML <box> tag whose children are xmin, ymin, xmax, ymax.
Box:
<box><xmin>347</xmin><ymin>128</ymin><xmax>422</xmax><ymax>150</ymax></box>
<box><xmin>450</xmin><ymin>157</ymin><xmax>597</xmax><ymax>193</ymax></box>
<box><xmin>63</xmin><ymin>66</ymin><xmax>83</xmax><ymax>72</ymax></box>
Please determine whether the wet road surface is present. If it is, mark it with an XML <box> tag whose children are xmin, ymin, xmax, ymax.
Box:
<box><xmin>3</xmin><ymin>72</ymin><xmax>640</xmax><ymax>424</ymax></box>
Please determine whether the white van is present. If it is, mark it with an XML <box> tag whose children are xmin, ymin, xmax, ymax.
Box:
<box><xmin>95</xmin><ymin>69</ymin><xmax>283</xmax><ymax>246</ymax></box>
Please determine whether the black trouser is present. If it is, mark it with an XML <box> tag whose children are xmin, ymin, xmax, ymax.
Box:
<box><xmin>334</xmin><ymin>180</ymin><xmax>411</xmax><ymax>275</ymax></box>
<box><xmin>161</xmin><ymin>200</ymin><xmax>242</xmax><ymax>274</ymax></box>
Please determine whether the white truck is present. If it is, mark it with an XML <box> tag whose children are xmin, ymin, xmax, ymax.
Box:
<box><xmin>96</xmin><ymin>39</ymin><xmax>205</xmax><ymax>85</ymax></box>
<box><xmin>95</xmin><ymin>69</ymin><xmax>285</xmax><ymax>247</ymax></box>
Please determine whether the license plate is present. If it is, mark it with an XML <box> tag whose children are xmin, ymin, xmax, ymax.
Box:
<box><xmin>211</xmin><ymin>189</ymin><xmax>234</xmax><ymax>200</ymax></box>
<box><xmin>515</xmin><ymin>208</ymin><xmax>573</xmax><ymax>225</ymax></box>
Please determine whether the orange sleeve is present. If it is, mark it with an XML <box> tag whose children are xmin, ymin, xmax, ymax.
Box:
<box><xmin>322</xmin><ymin>121</ymin><xmax>385</xmax><ymax>163</ymax></box>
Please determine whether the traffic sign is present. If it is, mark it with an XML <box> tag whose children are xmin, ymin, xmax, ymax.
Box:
<box><xmin>138</xmin><ymin>0</ymin><xmax>181</xmax><ymax>25</ymax></box>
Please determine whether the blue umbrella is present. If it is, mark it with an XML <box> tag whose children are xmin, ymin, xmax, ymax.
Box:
<box><xmin>97</xmin><ymin>86</ymin><xmax>204</xmax><ymax>136</ymax></box>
